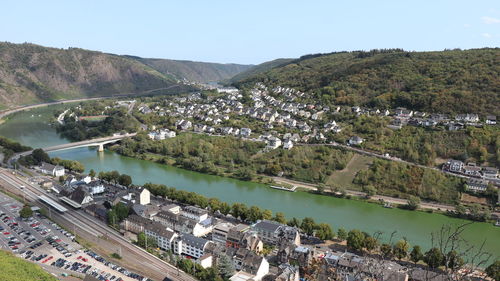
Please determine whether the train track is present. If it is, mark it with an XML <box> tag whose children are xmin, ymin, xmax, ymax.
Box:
<box><xmin>0</xmin><ymin>169</ymin><xmax>196</xmax><ymax>281</ymax></box>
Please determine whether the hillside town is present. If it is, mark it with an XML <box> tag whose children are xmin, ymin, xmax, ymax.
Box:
<box><xmin>105</xmin><ymin>83</ymin><xmax>499</xmax><ymax>190</ymax></box>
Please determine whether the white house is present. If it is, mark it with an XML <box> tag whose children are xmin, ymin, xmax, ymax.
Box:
<box><xmin>283</xmin><ymin>140</ymin><xmax>294</xmax><ymax>150</ymax></box>
<box><xmin>266</xmin><ymin>137</ymin><xmax>282</xmax><ymax>149</ymax></box>
<box><xmin>138</xmin><ymin>188</ymin><xmax>150</xmax><ymax>205</ymax></box>
<box><xmin>144</xmin><ymin>221</ymin><xmax>178</xmax><ymax>251</ymax></box>
<box><xmin>173</xmin><ymin>234</ymin><xmax>213</xmax><ymax>259</ymax></box>
<box><xmin>348</xmin><ymin>136</ymin><xmax>364</xmax><ymax>146</ymax></box>
<box><xmin>39</xmin><ymin>162</ymin><xmax>65</xmax><ymax>177</ymax></box>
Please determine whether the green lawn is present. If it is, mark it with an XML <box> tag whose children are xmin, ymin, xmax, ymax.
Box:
<box><xmin>326</xmin><ymin>154</ymin><xmax>373</xmax><ymax>190</ymax></box>
<box><xmin>0</xmin><ymin>250</ymin><xmax>57</xmax><ymax>281</ymax></box>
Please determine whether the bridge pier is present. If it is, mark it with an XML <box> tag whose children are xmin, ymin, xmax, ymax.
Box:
<box><xmin>98</xmin><ymin>144</ymin><xmax>104</xmax><ymax>152</ymax></box>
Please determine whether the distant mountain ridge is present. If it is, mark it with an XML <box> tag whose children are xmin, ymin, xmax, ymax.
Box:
<box><xmin>233</xmin><ymin>48</ymin><xmax>500</xmax><ymax>115</ymax></box>
<box><xmin>131</xmin><ymin>56</ymin><xmax>253</xmax><ymax>83</ymax></box>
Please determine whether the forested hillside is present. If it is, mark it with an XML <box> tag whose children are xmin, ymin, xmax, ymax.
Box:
<box><xmin>134</xmin><ymin>57</ymin><xmax>253</xmax><ymax>83</ymax></box>
<box><xmin>0</xmin><ymin>42</ymin><xmax>193</xmax><ymax>109</ymax></box>
<box><xmin>234</xmin><ymin>48</ymin><xmax>500</xmax><ymax>115</ymax></box>
<box><xmin>228</xmin><ymin>58</ymin><xmax>293</xmax><ymax>84</ymax></box>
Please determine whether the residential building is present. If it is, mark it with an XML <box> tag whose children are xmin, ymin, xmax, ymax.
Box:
<box><xmin>486</xmin><ymin>115</ymin><xmax>497</xmax><ymax>125</ymax></box>
<box><xmin>283</xmin><ymin>140</ymin><xmax>294</xmax><ymax>150</ymax></box>
<box><xmin>455</xmin><ymin>113</ymin><xmax>479</xmax><ymax>123</ymax></box>
<box><xmin>266</xmin><ymin>137</ymin><xmax>282</xmax><ymax>149</ymax></box>
<box><xmin>173</xmin><ymin>233</ymin><xmax>212</xmax><ymax>259</ymax></box>
<box><xmin>181</xmin><ymin>206</ymin><xmax>209</xmax><ymax>222</ymax></box>
<box><xmin>446</xmin><ymin>160</ymin><xmax>464</xmax><ymax>173</ymax></box>
<box><xmin>138</xmin><ymin>188</ymin><xmax>150</xmax><ymax>205</ymax></box>
<box><xmin>38</xmin><ymin>162</ymin><xmax>65</xmax><ymax>177</ymax></box>
<box><xmin>144</xmin><ymin>221</ymin><xmax>178</xmax><ymax>251</ymax></box>
<box><xmin>212</xmin><ymin>222</ymin><xmax>234</xmax><ymax>244</ymax></box>
<box><xmin>59</xmin><ymin>186</ymin><xmax>93</xmax><ymax>208</ymax></box>
<box><xmin>482</xmin><ymin>167</ymin><xmax>499</xmax><ymax>179</ymax></box>
<box><xmin>348</xmin><ymin>136</ymin><xmax>364</xmax><ymax>146</ymax></box>
<box><xmin>253</xmin><ymin>220</ymin><xmax>282</xmax><ymax>245</ymax></box>
<box><xmin>226</xmin><ymin>224</ymin><xmax>250</xmax><ymax>248</ymax></box>
<box><xmin>466</xmin><ymin>179</ymin><xmax>489</xmax><ymax>192</ymax></box>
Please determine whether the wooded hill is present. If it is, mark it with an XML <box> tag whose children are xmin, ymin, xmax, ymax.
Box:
<box><xmin>233</xmin><ymin>48</ymin><xmax>500</xmax><ymax>115</ymax></box>
<box><xmin>0</xmin><ymin>42</ymin><xmax>253</xmax><ymax>109</ymax></box>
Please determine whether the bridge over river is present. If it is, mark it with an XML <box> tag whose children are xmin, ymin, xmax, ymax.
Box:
<box><xmin>18</xmin><ymin>133</ymin><xmax>136</xmax><ymax>156</ymax></box>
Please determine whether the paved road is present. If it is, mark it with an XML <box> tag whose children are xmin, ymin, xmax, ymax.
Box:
<box><xmin>0</xmin><ymin>168</ymin><xmax>196</xmax><ymax>281</ymax></box>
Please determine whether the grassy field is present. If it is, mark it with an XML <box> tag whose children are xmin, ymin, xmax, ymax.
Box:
<box><xmin>0</xmin><ymin>250</ymin><xmax>57</xmax><ymax>281</ymax></box>
<box><xmin>326</xmin><ymin>154</ymin><xmax>373</xmax><ymax>189</ymax></box>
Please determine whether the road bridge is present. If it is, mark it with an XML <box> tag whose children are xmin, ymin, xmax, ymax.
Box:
<box><xmin>19</xmin><ymin>133</ymin><xmax>137</xmax><ymax>156</ymax></box>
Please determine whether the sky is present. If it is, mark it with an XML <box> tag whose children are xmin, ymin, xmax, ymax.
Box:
<box><xmin>0</xmin><ymin>0</ymin><xmax>499</xmax><ymax>64</ymax></box>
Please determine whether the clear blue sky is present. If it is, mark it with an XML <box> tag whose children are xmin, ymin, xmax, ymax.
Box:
<box><xmin>1</xmin><ymin>0</ymin><xmax>499</xmax><ymax>64</ymax></box>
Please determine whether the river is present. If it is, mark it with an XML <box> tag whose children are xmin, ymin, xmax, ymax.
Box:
<box><xmin>1</xmin><ymin>105</ymin><xmax>499</xmax><ymax>255</ymax></box>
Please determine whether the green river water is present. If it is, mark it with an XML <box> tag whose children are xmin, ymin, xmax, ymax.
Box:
<box><xmin>0</xmin><ymin>104</ymin><xmax>498</xmax><ymax>255</ymax></box>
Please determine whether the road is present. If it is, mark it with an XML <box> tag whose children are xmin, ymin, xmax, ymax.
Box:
<box><xmin>0</xmin><ymin>168</ymin><xmax>197</xmax><ymax>281</ymax></box>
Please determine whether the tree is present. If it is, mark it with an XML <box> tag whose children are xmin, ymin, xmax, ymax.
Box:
<box><xmin>287</xmin><ymin>217</ymin><xmax>301</xmax><ymax>228</ymax></box>
<box><xmin>363</xmin><ymin>185</ymin><xmax>377</xmax><ymax>197</ymax></box>
<box><xmin>89</xmin><ymin>169</ymin><xmax>96</xmax><ymax>178</ymax></box>
<box><xmin>118</xmin><ymin>174</ymin><xmax>132</xmax><ymax>187</ymax></box>
<box><xmin>19</xmin><ymin>205</ymin><xmax>33</xmax><ymax>218</ymax></box>
<box><xmin>445</xmin><ymin>250</ymin><xmax>464</xmax><ymax>270</ymax></box>
<box><xmin>113</xmin><ymin>202</ymin><xmax>130</xmax><ymax>221</ymax></box>
<box><xmin>137</xmin><ymin>232</ymin><xmax>157</xmax><ymax>249</ymax></box>
<box><xmin>315</xmin><ymin>223</ymin><xmax>334</xmax><ymax>240</ymax></box>
<box><xmin>424</xmin><ymin>247</ymin><xmax>444</xmax><ymax>268</ymax></box>
<box><xmin>393</xmin><ymin>239</ymin><xmax>410</xmax><ymax>260</ymax></box>
<box><xmin>485</xmin><ymin>260</ymin><xmax>499</xmax><ymax>281</ymax></box>
<box><xmin>107</xmin><ymin>209</ymin><xmax>118</xmax><ymax>226</ymax></box>
<box><xmin>347</xmin><ymin>230</ymin><xmax>365</xmax><ymax>251</ymax></box>
<box><xmin>218</xmin><ymin>253</ymin><xmax>235</xmax><ymax>278</ymax></box>
<box><xmin>32</xmin><ymin>148</ymin><xmax>50</xmax><ymax>164</ymax></box>
<box><xmin>231</xmin><ymin>203</ymin><xmax>249</xmax><ymax>221</ymax></box>
<box><xmin>410</xmin><ymin>245</ymin><xmax>423</xmax><ymax>263</ymax></box>
<box><xmin>316</xmin><ymin>183</ymin><xmax>325</xmax><ymax>194</ymax></box>
<box><xmin>337</xmin><ymin>228</ymin><xmax>348</xmax><ymax>241</ymax></box>
<box><xmin>248</xmin><ymin>206</ymin><xmax>263</xmax><ymax>222</ymax></box>
<box><xmin>273</xmin><ymin>212</ymin><xmax>287</xmax><ymax>224</ymax></box>
<box><xmin>364</xmin><ymin>236</ymin><xmax>379</xmax><ymax>252</ymax></box>
<box><xmin>300</xmin><ymin>217</ymin><xmax>317</xmax><ymax>236</ymax></box>
<box><xmin>406</xmin><ymin>196</ymin><xmax>421</xmax><ymax>210</ymax></box>
<box><xmin>262</xmin><ymin>209</ymin><xmax>273</xmax><ymax>220</ymax></box>
<box><xmin>219</xmin><ymin>202</ymin><xmax>231</xmax><ymax>215</ymax></box>
<box><xmin>380</xmin><ymin>243</ymin><xmax>393</xmax><ymax>258</ymax></box>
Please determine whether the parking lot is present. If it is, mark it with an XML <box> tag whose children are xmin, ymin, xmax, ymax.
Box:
<box><xmin>0</xmin><ymin>193</ymin><xmax>146</xmax><ymax>281</ymax></box>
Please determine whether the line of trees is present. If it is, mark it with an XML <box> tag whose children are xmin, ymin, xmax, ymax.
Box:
<box><xmin>97</xmin><ymin>170</ymin><xmax>132</xmax><ymax>187</ymax></box>
<box><xmin>0</xmin><ymin>136</ymin><xmax>32</xmax><ymax>163</ymax></box>
<box><xmin>19</xmin><ymin>148</ymin><xmax>85</xmax><ymax>173</ymax></box>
